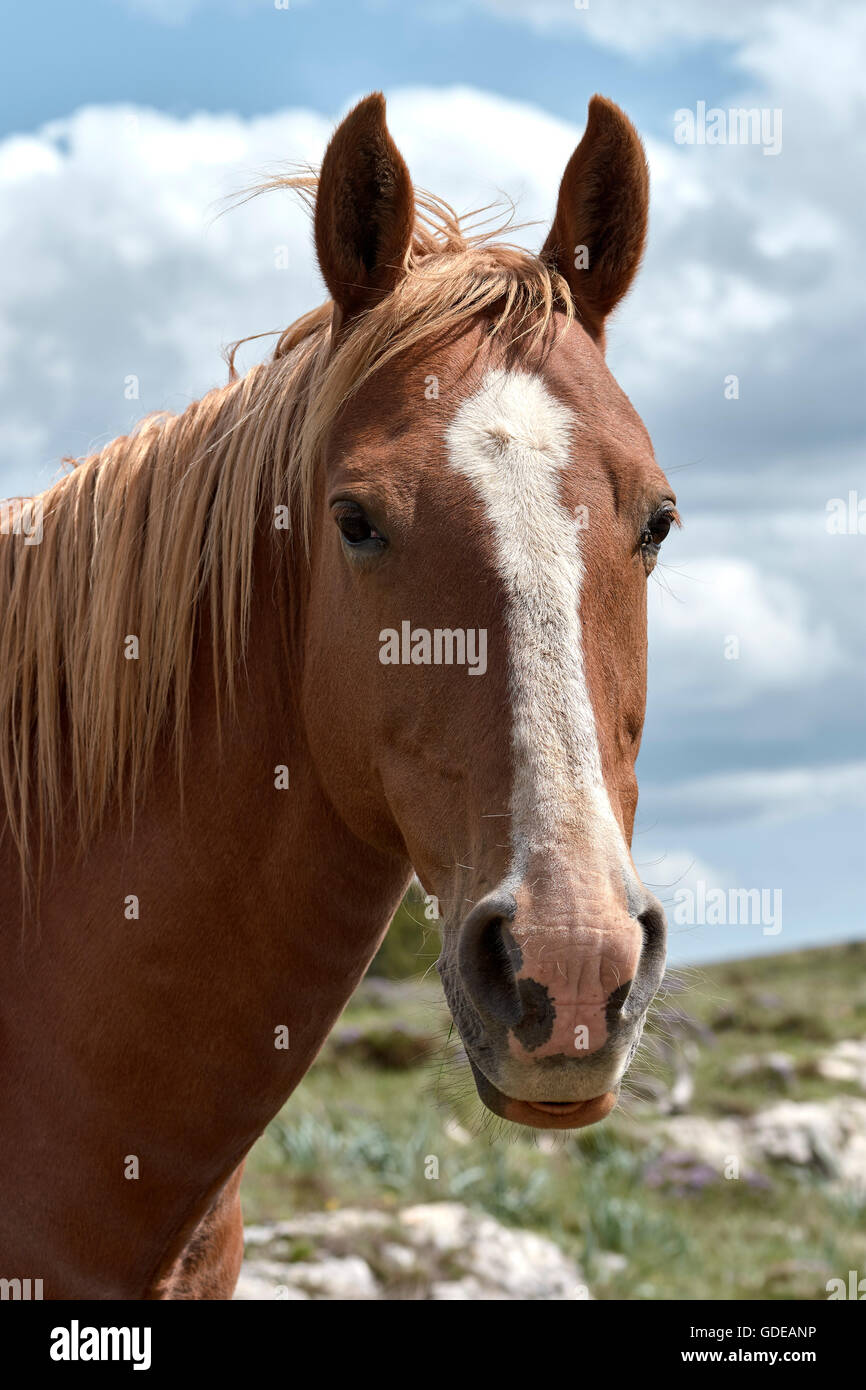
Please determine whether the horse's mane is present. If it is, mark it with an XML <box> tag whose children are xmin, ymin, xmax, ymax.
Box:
<box><xmin>0</xmin><ymin>171</ymin><xmax>573</xmax><ymax>882</ymax></box>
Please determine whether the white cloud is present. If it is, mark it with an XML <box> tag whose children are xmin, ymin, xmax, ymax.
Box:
<box><xmin>646</xmin><ymin>761</ymin><xmax>866</xmax><ymax>827</ymax></box>
<box><xmin>632</xmin><ymin>846</ymin><xmax>729</xmax><ymax>900</ymax></box>
<box><xmin>0</xmin><ymin>103</ymin><xmax>332</xmax><ymax>495</ymax></box>
<box><xmin>648</xmin><ymin>555</ymin><xmax>843</xmax><ymax>707</ymax></box>
<box><xmin>478</xmin><ymin>0</ymin><xmax>761</xmax><ymax>50</ymax></box>
<box><xmin>477</xmin><ymin>0</ymin><xmax>865</xmax><ymax>86</ymax></box>
<box><xmin>736</xmin><ymin>3</ymin><xmax>866</xmax><ymax>119</ymax></box>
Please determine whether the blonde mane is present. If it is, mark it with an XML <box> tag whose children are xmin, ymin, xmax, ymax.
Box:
<box><xmin>0</xmin><ymin>172</ymin><xmax>573</xmax><ymax>881</ymax></box>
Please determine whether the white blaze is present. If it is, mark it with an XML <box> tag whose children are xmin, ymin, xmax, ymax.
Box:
<box><xmin>445</xmin><ymin>368</ymin><xmax>627</xmax><ymax>882</ymax></box>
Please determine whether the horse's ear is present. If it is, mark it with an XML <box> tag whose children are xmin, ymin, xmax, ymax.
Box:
<box><xmin>314</xmin><ymin>92</ymin><xmax>415</xmax><ymax>331</ymax></box>
<box><xmin>541</xmin><ymin>95</ymin><xmax>649</xmax><ymax>346</ymax></box>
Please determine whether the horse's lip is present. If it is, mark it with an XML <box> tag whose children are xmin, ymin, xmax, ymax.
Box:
<box><xmin>526</xmin><ymin>1098</ymin><xmax>603</xmax><ymax>1116</ymax></box>
<box><xmin>466</xmin><ymin>1057</ymin><xmax>617</xmax><ymax>1130</ymax></box>
<box><xmin>499</xmin><ymin>1093</ymin><xmax>617</xmax><ymax>1130</ymax></box>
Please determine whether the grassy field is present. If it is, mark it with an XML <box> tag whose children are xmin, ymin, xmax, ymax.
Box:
<box><xmin>242</xmin><ymin>928</ymin><xmax>866</xmax><ymax>1300</ymax></box>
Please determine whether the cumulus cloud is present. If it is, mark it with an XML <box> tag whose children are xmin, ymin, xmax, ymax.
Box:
<box><xmin>477</xmin><ymin>0</ymin><xmax>864</xmax><ymax>80</ymax></box>
<box><xmin>0</xmin><ymin>103</ymin><xmax>332</xmax><ymax>496</ymax></box>
<box><xmin>648</xmin><ymin>555</ymin><xmax>843</xmax><ymax>707</ymax></box>
<box><xmin>632</xmin><ymin>845</ymin><xmax>729</xmax><ymax>901</ymax></box>
<box><xmin>644</xmin><ymin>761</ymin><xmax>866</xmax><ymax>829</ymax></box>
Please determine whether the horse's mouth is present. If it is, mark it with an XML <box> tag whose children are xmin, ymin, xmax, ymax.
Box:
<box><xmin>467</xmin><ymin>1056</ymin><xmax>618</xmax><ymax>1131</ymax></box>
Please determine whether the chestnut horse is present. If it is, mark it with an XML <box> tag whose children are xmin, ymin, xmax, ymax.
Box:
<box><xmin>0</xmin><ymin>93</ymin><xmax>678</xmax><ymax>1298</ymax></box>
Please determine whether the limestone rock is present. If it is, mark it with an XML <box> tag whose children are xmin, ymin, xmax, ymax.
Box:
<box><xmin>234</xmin><ymin>1202</ymin><xmax>589</xmax><ymax>1301</ymax></box>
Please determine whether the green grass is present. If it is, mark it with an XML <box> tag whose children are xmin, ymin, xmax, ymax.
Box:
<box><xmin>242</xmin><ymin>938</ymin><xmax>866</xmax><ymax>1300</ymax></box>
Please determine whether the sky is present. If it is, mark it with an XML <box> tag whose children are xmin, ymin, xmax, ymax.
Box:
<box><xmin>0</xmin><ymin>0</ymin><xmax>863</xmax><ymax>965</ymax></box>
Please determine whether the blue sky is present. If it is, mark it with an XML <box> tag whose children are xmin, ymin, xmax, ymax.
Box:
<box><xmin>0</xmin><ymin>0</ymin><xmax>863</xmax><ymax>966</ymax></box>
<box><xmin>0</xmin><ymin>1</ymin><xmax>732</xmax><ymax>140</ymax></box>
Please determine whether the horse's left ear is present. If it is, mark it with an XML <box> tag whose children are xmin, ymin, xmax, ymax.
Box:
<box><xmin>314</xmin><ymin>92</ymin><xmax>415</xmax><ymax>332</ymax></box>
<box><xmin>541</xmin><ymin>95</ymin><xmax>649</xmax><ymax>347</ymax></box>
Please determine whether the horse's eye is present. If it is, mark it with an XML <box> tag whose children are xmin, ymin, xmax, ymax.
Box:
<box><xmin>333</xmin><ymin>502</ymin><xmax>385</xmax><ymax>550</ymax></box>
<box><xmin>641</xmin><ymin>505</ymin><xmax>677</xmax><ymax>550</ymax></box>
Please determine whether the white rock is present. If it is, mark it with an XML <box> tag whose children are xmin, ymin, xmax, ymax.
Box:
<box><xmin>399</xmin><ymin>1202</ymin><xmax>588</xmax><ymax>1299</ymax></box>
<box><xmin>430</xmin><ymin>1277</ymin><xmax>509</xmax><ymax>1300</ymax></box>
<box><xmin>815</xmin><ymin>1039</ymin><xmax>866</xmax><ymax>1089</ymax></box>
<box><xmin>282</xmin><ymin>1256</ymin><xmax>380</xmax><ymax>1300</ymax></box>
<box><xmin>235</xmin><ymin>1202</ymin><xmax>590</xmax><ymax>1301</ymax></box>
<box><xmin>654</xmin><ymin>1116</ymin><xmax>745</xmax><ymax>1168</ymax></box>
<box><xmin>378</xmin><ymin>1241</ymin><xmax>418</xmax><ymax>1274</ymax></box>
<box><xmin>658</xmin><ymin>1097</ymin><xmax>866</xmax><ymax>1191</ymax></box>
<box><xmin>728</xmin><ymin>1051</ymin><xmax>796</xmax><ymax>1081</ymax></box>
<box><xmin>233</xmin><ymin>1260</ymin><xmax>310</xmax><ymax>1300</ymax></box>
<box><xmin>750</xmin><ymin>1098</ymin><xmax>866</xmax><ymax>1180</ymax></box>
<box><xmin>258</xmin><ymin>1209</ymin><xmax>390</xmax><ymax>1241</ymax></box>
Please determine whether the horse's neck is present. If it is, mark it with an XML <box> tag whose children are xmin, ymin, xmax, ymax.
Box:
<box><xmin>0</xmin><ymin>557</ymin><xmax>411</xmax><ymax>1295</ymax></box>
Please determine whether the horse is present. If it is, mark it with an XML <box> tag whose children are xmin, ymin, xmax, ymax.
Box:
<box><xmin>0</xmin><ymin>92</ymin><xmax>678</xmax><ymax>1299</ymax></box>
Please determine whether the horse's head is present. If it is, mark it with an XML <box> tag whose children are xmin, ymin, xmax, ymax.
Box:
<box><xmin>302</xmin><ymin>94</ymin><xmax>677</xmax><ymax>1129</ymax></box>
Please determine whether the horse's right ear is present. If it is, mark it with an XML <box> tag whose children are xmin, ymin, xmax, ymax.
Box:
<box><xmin>314</xmin><ymin>92</ymin><xmax>415</xmax><ymax>333</ymax></box>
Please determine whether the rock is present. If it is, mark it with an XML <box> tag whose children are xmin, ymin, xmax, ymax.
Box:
<box><xmin>282</xmin><ymin>1257</ymin><xmax>380</xmax><ymax>1300</ymax></box>
<box><xmin>813</xmin><ymin>1039</ymin><xmax>866</xmax><ymax>1090</ymax></box>
<box><xmin>430</xmin><ymin>1276</ymin><xmax>503</xmax><ymax>1300</ymax></box>
<box><xmin>592</xmin><ymin>1251</ymin><xmax>628</xmax><ymax>1279</ymax></box>
<box><xmin>234</xmin><ymin>1202</ymin><xmax>590</xmax><ymax>1300</ymax></box>
<box><xmin>241</xmin><ymin>1224</ymin><xmax>281</xmax><ymax>1248</ymax></box>
<box><xmin>235</xmin><ymin>1254</ymin><xmax>378</xmax><ymax>1301</ymax></box>
<box><xmin>653</xmin><ymin>1116</ymin><xmax>745</xmax><ymax>1169</ymax></box>
<box><xmin>397</xmin><ymin>1202</ymin><xmax>588</xmax><ymax>1299</ymax></box>
<box><xmin>657</xmin><ymin>1098</ymin><xmax>866</xmax><ymax>1191</ymax></box>
<box><xmin>645</xmin><ymin>1149</ymin><xmax>742</xmax><ymax>1194</ymax></box>
<box><xmin>726</xmin><ymin>1051</ymin><xmax>796</xmax><ymax>1087</ymax></box>
<box><xmin>378</xmin><ymin>1242</ymin><xmax>418</xmax><ymax>1275</ymax></box>
<box><xmin>749</xmin><ymin>1099</ymin><xmax>866</xmax><ymax>1182</ymax></box>
<box><xmin>233</xmin><ymin>1260</ymin><xmax>310</xmax><ymax>1300</ymax></box>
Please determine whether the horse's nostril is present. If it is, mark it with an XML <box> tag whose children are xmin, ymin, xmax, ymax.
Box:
<box><xmin>639</xmin><ymin>898</ymin><xmax>667</xmax><ymax>955</ymax></box>
<box><xmin>605</xmin><ymin>977</ymin><xmax>634</xmax><ymax>1016</ymax></box>
<box><xmin>623</xmin><ymin>895</ymin><xmax>668</xmax><ymax>1017</ymax></box>
<box><xmin>458</xmin><ymin>891</ymin><xmax>522</xmax><ymax>1026</ymax></box>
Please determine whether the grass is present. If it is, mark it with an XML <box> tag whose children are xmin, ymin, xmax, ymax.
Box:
<box><xmin>242</xmin><ymin>938</ymin><xmax>866</xmax><ymax>1300</ymax></box>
